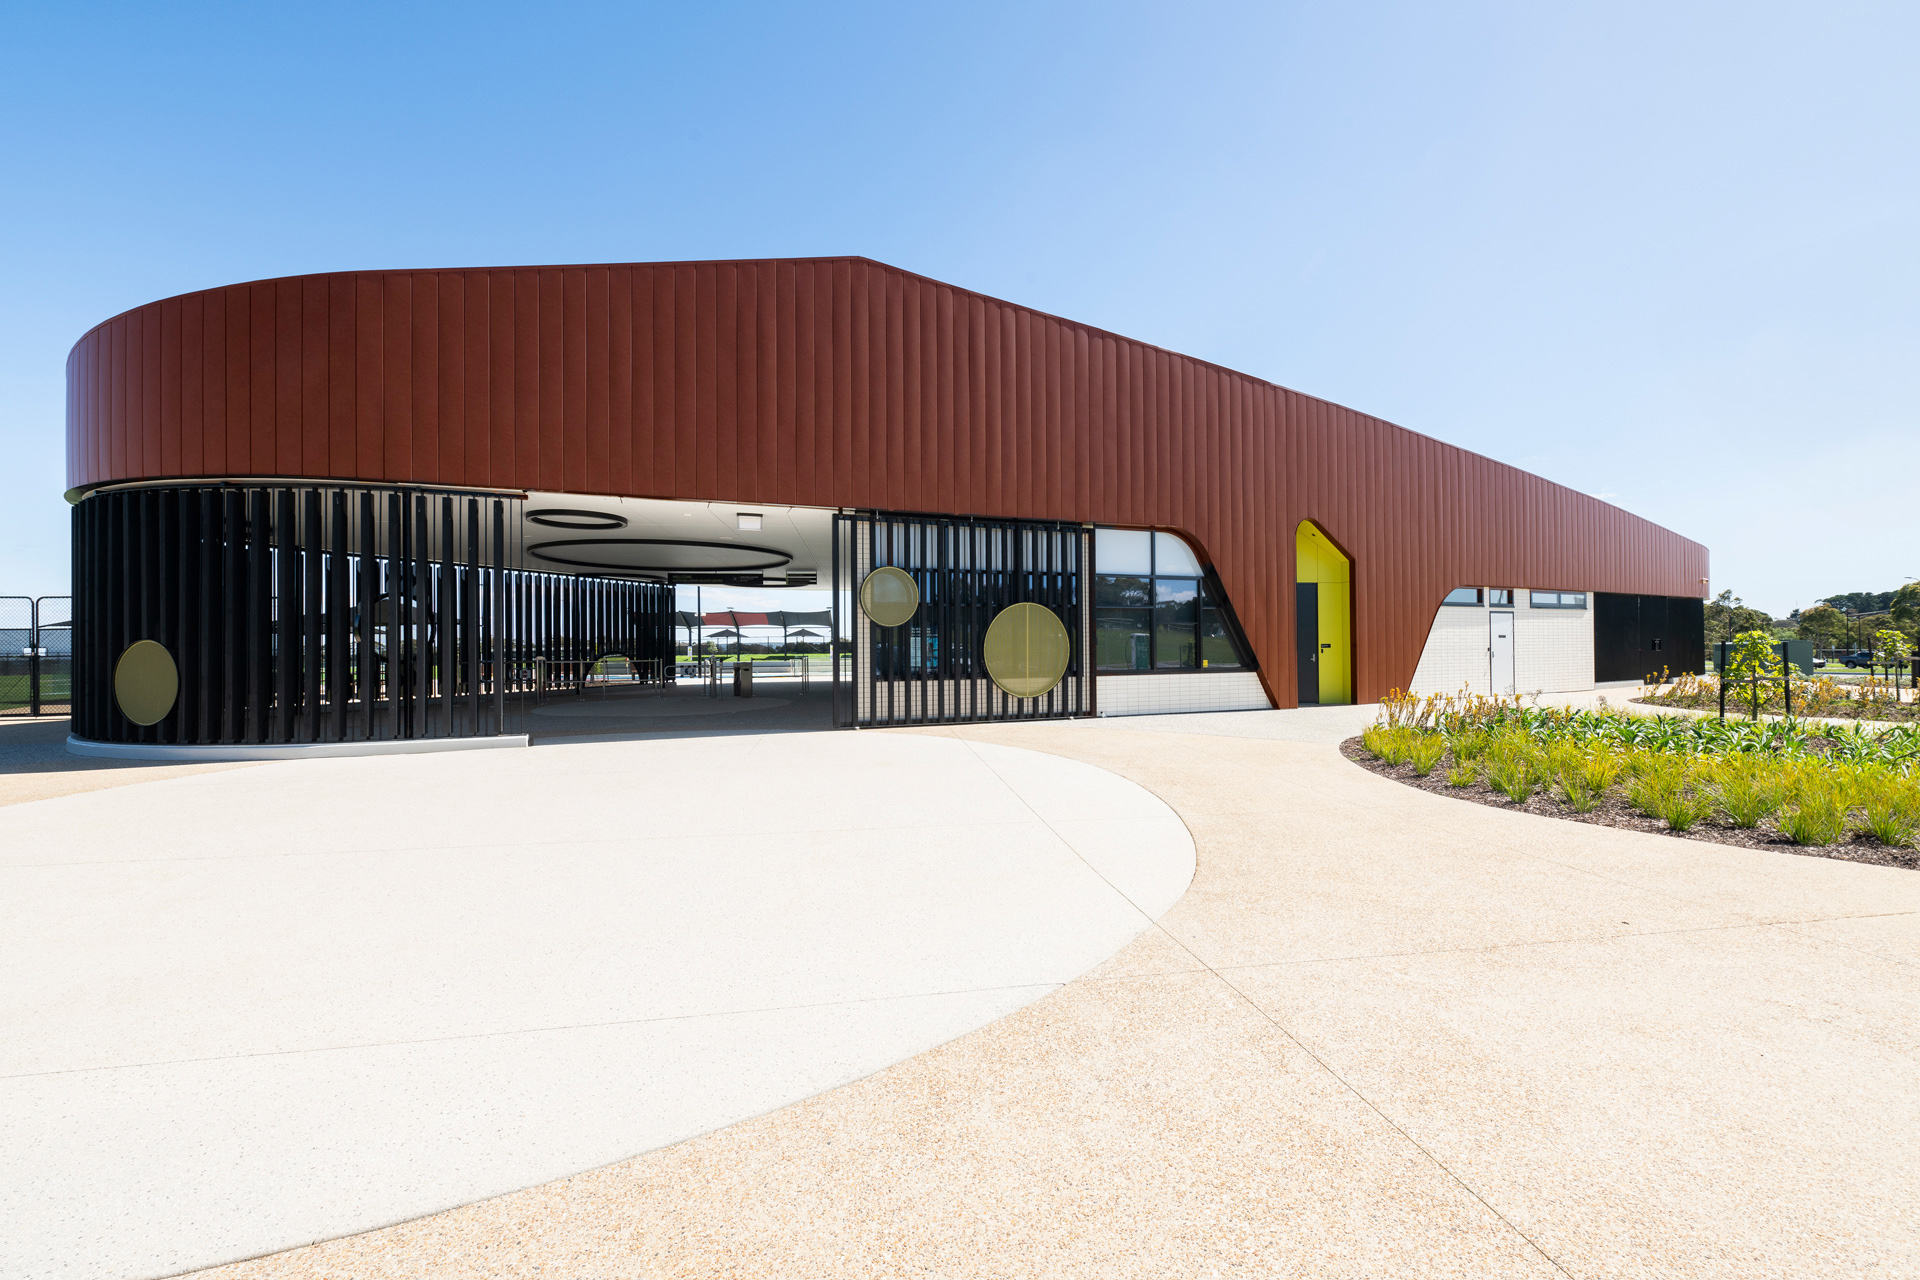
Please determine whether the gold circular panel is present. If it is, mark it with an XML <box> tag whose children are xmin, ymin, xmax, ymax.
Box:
<box><xmin>114</xmin><ymin>639</ymin><xmax>179</xmax><ymax>726</ymax></box>
<box><xmin>982</xmin><ymin>602</ymin><xmax>1071</xmax><ymax>699</ymax></box>
<box><xmin>859</xmin><ymin>566</ymin><xmax>920</xmax><ymax>628</ymax></box>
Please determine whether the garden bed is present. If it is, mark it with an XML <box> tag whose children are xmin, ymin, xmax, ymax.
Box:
<box><xmin>1341</xmin><ymin>735</ymin><xmax>1920</xmax><ymax>871</ymax></box>
<box><xmin>1636</xmin><ymin>673</ymin><xmax>1919</xmax><ymax>723</ymax></box>
<box><xmin>1633</xmin><ymin>696</ymin><xmax>1919</xmax><ymax>722</ymax></box>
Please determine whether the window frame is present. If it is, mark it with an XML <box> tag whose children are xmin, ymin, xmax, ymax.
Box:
<box><xmin>1487</xmin><ymin>588</ymin><xmax>1513</xmax><ymax>607</ymax></box>
<box><xmin>1092</xmin><ymin>529</ymin><xmax>1249</xmax><ymax>673</ymax></box>
<box><xmin>1529</xmin><ymin>590</ymin><xmax>1588</xmax><ymax>610</ymax></box>
<box><xmin>1441</xmin><ymin>587</ymin><xmax>1484</xmax><ymax>607</ymax></box>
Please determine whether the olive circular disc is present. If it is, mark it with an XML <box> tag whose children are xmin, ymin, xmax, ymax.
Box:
<box><xmin>982</xmin><ymin>602</ymin><xmax>1071</xmax><ymax>699</ymax></box>
<box><xmin>115</xmin><ymin>639</ymin><xmax>179</xmax><ymax>726</ymax></box>
<box><xmin>859</xmin><ymin>566</ymin><xmax>920</xmax><ymax>628</ymax></box>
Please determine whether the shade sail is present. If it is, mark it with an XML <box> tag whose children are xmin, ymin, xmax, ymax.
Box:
<box><xmin>674</xmin><ymin>610</ymin><xmax>832</xmax><ymax>628</ymax></box>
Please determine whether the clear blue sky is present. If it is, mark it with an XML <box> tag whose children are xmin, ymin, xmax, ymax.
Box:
<box><xmin>3</xmin><ymin>1</ymin><xmax>1914</xmax><ymax>616</ymax></box>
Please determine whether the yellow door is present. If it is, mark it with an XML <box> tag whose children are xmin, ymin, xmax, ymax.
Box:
<box><xmin>1295</xmin><ymin>522</ymin><xmax>1351</xmax><ymax>704</ymax></box>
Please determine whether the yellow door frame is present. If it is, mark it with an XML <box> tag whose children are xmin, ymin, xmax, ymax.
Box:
<box><xmin>1295</xmin><ymin>520</ymin><xmax>1352</xmax><ymax>704</ymax></box>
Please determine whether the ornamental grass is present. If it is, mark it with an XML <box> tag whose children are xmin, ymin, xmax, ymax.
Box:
<box><xmin>1644</xmin><ymin>671</ymin><xmax>1918</xmax><ymax>722</ymax></box>
<box><xmin>1361</xmin><ymin>690</ymin><xmax>1920</xmax><ymax>851</ymax></box>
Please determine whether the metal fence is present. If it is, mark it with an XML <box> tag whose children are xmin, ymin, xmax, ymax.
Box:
<box><xmin>1</xmin><ymin>596</ymin><xmax>72</xmax><ymax>717</ymax></box>
<box><xmin>832</xmin><ymin>510</ymin><xmax>1092</xmax><ymax>727</ymax></box>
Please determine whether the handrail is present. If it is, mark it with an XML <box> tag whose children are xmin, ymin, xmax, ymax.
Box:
<box><xmin>534</xmin><ymin>655</ymin><xmax>667</xmax><ymax>703</ymax></box>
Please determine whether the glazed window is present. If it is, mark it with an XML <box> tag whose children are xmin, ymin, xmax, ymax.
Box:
<box><xmin>1442</xmin><ymin>587</ymin><xmax>1483</xmax><ymax>607</ymax></box>
<box><xmin>1152</xmin><ymin>578</ymin><xmax>1199</xmax><ymax>669</ymax></box>
<box><xmin>1093</xmin><ymin>529</ymin><xmax>1249</xmax><ymax>671</ymax></box>
<box><xmin>1487</xmin><ymin>588</ymin><xmax>1513</xmax><ymax>607</ymax></box>
<box><xmin>1529</xmin><ymin>590</ymin><xmax>1587</xmax><ymax>609</ymax></box>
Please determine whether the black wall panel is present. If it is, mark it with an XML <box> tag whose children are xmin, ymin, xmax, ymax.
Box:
<box><xmin>1595</xmin><ymin>592</ymin><xmax>1705</xmax><ymax>683</ymax></box>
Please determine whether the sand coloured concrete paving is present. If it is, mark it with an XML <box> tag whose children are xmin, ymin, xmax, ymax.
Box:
<box><xmin>0</xmin><ymin>715</ymin><xmax>248</xmax><ymax>806</ymax></box>
<box><xmin>179</xmin><ymin>711</ymin><xmax>1920</xmax><ymax>1279</ymax></box>
<box><xmin>2</xmin><ymin>729</ymin><xmax>1194</xmax><ymax>1279</ymax></box>
<box><xmin>525</xmin><ymin>678</ymin><xmax>835</xmax><ymax>739</ymax></box>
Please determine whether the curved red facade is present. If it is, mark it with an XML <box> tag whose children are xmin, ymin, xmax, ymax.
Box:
<box><xmin>65</xmin><ymin>255</ymin><xmax>1708</xmax><ymax>706</ymax></box>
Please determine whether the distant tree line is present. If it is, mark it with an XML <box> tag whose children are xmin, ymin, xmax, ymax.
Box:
<box><xmin>1792</xmin><ymin>585</ymin><xmax>1920</xmax><ymax>653</ymax></box>
<box><xmin>1704</xmin><ymin>591</ymin><xmax>1773</xmax><ymax>645</ymax></box>
<box><xmin>1705</xmin><ymin>585</ymin><xmax>1920</xmax><ymax>653</ymax></box>
<box><xmin>1816</xmin><ymin>590</ymin><xmax>1900</xmax><ymax>615</ymax></box>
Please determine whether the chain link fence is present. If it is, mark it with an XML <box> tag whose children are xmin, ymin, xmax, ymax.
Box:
<box><xmin>1</xmin><ymin>596</ymin><xmax>72</xmax><ymax>716</ymax></box>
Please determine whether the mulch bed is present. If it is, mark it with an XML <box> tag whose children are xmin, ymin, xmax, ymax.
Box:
<box><xmin>1340</xmin><ymin>736</ymin><xmax>1919</xmax><ymax>871</ymax></box>
<box><xmin>1632</xmin><ymin>696</ymin><xmax>1920</xmax><ymax>723</ymax></box>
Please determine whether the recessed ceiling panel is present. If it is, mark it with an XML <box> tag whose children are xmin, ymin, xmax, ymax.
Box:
<box><xmin>516</xmin><ymin>494</ymin><xmax>834</xmax><ymax>582</ymax></box>
<box><xmin>528</xmin><ymin>538</ymin><xmax>793</xmax><ymax>573</ymax></box>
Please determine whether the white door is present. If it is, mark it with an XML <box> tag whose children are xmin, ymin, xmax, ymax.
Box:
<box><xmin>1490</xmin><ymin>611</ymin><xmax>1515</xmax><ymax>694</ymax></box>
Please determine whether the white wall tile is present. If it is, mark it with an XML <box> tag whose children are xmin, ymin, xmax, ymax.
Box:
<box><xmin>1096</xmin><ymin>672</ymin><xmax>1271</xmax><ymax>717</ymax></box>
<box><xmin>1514</xmin><ymin>596</ymin><xmax>1595</xmax><ymax>695</ymax></box>
<box><xmin>1408</xmin><ymin>591</ymin><xmax>1595</xmax><ymax>697</ymax></box>
<box><xmin>1407</xmin><ymin>605</ymin><xmax>1493</xmax><ymax>696</ymax></box>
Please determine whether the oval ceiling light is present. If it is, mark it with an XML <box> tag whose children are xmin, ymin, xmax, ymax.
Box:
<box><xmin>528</xmin><ymin>509</ymin><xmax>627</xmax><ymax>530</ymax></box>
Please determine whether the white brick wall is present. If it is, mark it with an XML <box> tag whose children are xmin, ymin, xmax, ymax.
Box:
<box><xmin>1097</xmin><ymin>671</ymin><xmax>1272</xmax><ymax>716</ymax></box>
<box><xmin>1515</xmin><ymin>598</ymin><xmax>1595</xmax><ymax>696</ymax></box>
<box><xmin>1406</xmin><ymin>604</ymin><xmax>1492</xmax><ymax>695</ymax></box>
<box><xmin>1408</xmin><ymin>591</ymin><xmax>1596</xmax><ymax>697</ymax></box>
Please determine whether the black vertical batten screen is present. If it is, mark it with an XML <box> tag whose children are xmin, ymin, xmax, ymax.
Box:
<box><xmin>833</xmin><ymin>510</ymin><xmax>1091</xmax><ymax>728</ymax></box>
<box><xmin>71</xmin><ymin>483</ymin><xmax>674</xmax><ymax>748</ymax></box>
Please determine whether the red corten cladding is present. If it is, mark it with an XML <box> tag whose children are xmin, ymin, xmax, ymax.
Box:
<box><xmin>66</xmin><ymin>256</ymin><xmax>1709</xmax><ymax>707</ymax></box>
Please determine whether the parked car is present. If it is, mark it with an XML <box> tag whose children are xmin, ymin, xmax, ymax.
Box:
<box><xmin>1836</xmin><ymin>650</ymin><xmax>1877</xmax><ymax>669</ymax></box>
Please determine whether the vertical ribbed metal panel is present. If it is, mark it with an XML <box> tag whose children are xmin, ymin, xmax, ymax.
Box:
<box><xmin>66</xmin><ymin>257</ymin><xmax>1710</xmax><ymax>704</ymax></box>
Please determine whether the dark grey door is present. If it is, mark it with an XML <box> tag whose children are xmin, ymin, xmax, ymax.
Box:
<box><xmin>1296</xmin><ymin>581</ymin><xmax>1319</xmax><ymax>705</ymax></box>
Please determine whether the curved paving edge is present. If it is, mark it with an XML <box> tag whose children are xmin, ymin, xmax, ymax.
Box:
<box><xmin>188</xmin><ymin>721</ymin><xmax>1920</xmax><ymax>1279</ymax></box>
<box><xmin>3</xmin><ymin>731</ymin><xmax>1194</xmax><ymax>1280</ymax></box>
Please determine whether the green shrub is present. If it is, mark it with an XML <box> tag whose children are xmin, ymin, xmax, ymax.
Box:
<box><xmin>1361</xmin><ymin>694</ymin><xmax>1920</xmax><ymax>847</ymax></box>
<box><xmin>1485</xmin><ymin>739</ymin><xmax>1541</xmax><ymax>803</ymax></box>
<box><xmin>1625</xmin><ymin>758</ymin><xmax>1682</xmax><ymax>816</ymax></box>
<box><xmin>1858</xmin><ymin>775</ymin><xmax>1920</xmax><ymax>848</ymax></box>
<box><xmin>1579</xmin><ymin>750</ymin><xmax>1625</xmax><ymax>794</ymax></box>
<box><xmin>1546</xmin><ymin>739</ymin><xmax>1585</xmax><ymax>774</ymax></box>
<box><xmin>1779</xmin><ymin>781</ymin><xmax>1849</xmax><ymax>847</ymax></box>
<box><xmin>1654</xmin><ymin>788</ymin><xmax>1710</xmax><ymax>832</ymax></box>
<box><xmin>1863</xmin><ymin>801</ymin><xmax>1918</xmax><ymax>849</ymax></box>
<box><xmin>1409</xmin><ymin>733</ymin><xmax>1447</xmax><ymax>776</ymax></box>
<box><xmin>1556</xmin><ymin>770</ymin><xmax>1600</xmax><ymax>813</ymax></box>
<box><xmin>1707</xmin><ymin>759</ymin><xmax>1784</xmax><ymax>829</ymax></box>
<box><xmin>1448</xmin><ymin>730</ymin><xmax>1491</xmax><ymax>764</ymax></box>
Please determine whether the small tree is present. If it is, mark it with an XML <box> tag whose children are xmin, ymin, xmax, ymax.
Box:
<box><xmin>1724</xmin><ymin>629</ymin><xmax>1782</xmax><ymax>720</ymax></box>
<box><xmin>1875</xmin><ymin>628</ymin><xmax>1913</xmax><ymax>691</ymax></box>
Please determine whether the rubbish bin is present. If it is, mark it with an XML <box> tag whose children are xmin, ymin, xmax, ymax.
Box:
<box><xmin>733</xmin><ymin>662</ymin><xmax>753</xmax><ymax>697</ymax></box>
